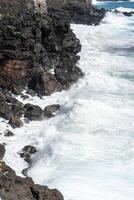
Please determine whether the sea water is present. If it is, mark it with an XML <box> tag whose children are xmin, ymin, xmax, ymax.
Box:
<box><xmin>1</xmin><ymin>1</ymin><xmax>134</xmax><ymax>200</ymax></box>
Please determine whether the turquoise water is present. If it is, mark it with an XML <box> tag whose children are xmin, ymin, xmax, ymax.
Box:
<box><xmin>96</xmin><ymin>1</ymin><xmax>134</xmax><ymax>10</ymax></box>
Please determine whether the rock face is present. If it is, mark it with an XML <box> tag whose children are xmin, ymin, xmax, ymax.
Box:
<box><xmin>34</xmin><ymin>0</ymin><xmax>47</xmax><ymax>13</ymax></box>
<box><xmin>0</xmin><ymin>0</ymin><xmax>47</xmax><ymax>17</ymax></box>
<box><xmin>61</xmin><ymin>2</ymin><xmax>106</xmax><ymax>25</ymax></box>
<box><xmin>0</xmin><ymin>0</ymin><xmax>34</xmax><ymax>17</ymax></box>
<box><xmin>46</xmin><ymin>0</ymin><xmax>91</xmax><ymax>8</ymax></box>
<box><xmin>0</xmin><ymin>7</ymin><xmax>82</xmax><ymax>96</ymax></box>
<box><xmin>0</xmin><ymin>162</ymin><xmax>64</xmax><ymax>200</ymax></box>
<box><xmin>47</xmin><ymin>1</ymin><xmax>105</xmax><ymax>25</ymax></box>
<box><xmin>46</xmin><ymin>0</ymin><xmax>105</xmax><ymax>26</ymax></box>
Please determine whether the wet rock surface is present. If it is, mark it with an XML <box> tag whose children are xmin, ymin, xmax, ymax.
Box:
<box><xmin>0</xmin><ymin>144</ymin><xmax>5</xmax><ymax>160</ymax></box>
<box><xmin>20</xmin><ymin>145</ymin><xmax>38</xmax><ymax>176</ymax></box>
<box><xmin>44</xmin><ymin>104</ymin><xmax>60</xmax><ymax>118</ymax></box>
<box><xmin>24</xmin><ymin>104</ymin><xmax>44</xmax><ymax>121</ymax></box>
<box><xmin>0</xmin><ymin>161</ymin><xmax>64</xmax><ymax>200</ymax></box>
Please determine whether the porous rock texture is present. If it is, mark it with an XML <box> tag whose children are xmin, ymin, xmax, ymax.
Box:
<box><xmin>0</xmin><ymin>161</ymin><xmax>63</xmax><ymax>200</ymax></box>
<box><xmin>0</xmin><ymin>12</ymin><xmax>82</xmax><ymax>96</ymax></box>
<box><xmin>0</xmin><ymin>0</ymin><xmax>84</xmax><ymax>128</ymax></box>
<box><xmin>0</xmin><ymin>0</ymin><xmax>47</xmax><ymax>17</ymax></box>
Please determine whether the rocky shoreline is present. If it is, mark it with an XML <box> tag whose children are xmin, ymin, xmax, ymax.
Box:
<box><xmin>1</xmin><ymin>0</ymin><xmax>133</xmax><ymax>199</ymax></box>
<box><xmin>0</xmin><ymin>1</ymin><xmax>107</xmax><ymax>128</ymax></box>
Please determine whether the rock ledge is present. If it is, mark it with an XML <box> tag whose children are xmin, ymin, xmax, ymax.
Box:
<box><xmin>0</xmin><ymin>161</ymin><xmax>63</xmax><ymax>200</ymax></box>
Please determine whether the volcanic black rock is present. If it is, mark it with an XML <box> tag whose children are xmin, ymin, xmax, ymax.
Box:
<box><xmin>24</xmin><ymin>103</ymin><xmax>44</xmax><ymax>121</ymax></box>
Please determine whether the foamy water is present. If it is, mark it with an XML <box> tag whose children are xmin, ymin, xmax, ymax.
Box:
<box><xmin>29</xmin><ymin>12</ymin><xmax>134</xmax><ymax>200</ymax></box>
<box><xmin>0</xmin><ymin>8</ymin><xmax>134</xmax><ymax>200</ymax></box>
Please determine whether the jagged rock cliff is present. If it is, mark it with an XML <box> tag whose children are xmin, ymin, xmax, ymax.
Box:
<box><xmin>0</xmin><ymin>0</ymin><xmax>83</xmax><ymax>131</ymax></box>
<box><xmin>0</xmin><ymin>6</ymin><xmax>82</xmax><ymax>96</ymax></box>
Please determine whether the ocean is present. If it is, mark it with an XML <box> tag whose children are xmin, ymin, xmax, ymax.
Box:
<box><xmin>1</xmin><ymin>1</ymin><xmax>134</xmax><ymax>200</ymax></box>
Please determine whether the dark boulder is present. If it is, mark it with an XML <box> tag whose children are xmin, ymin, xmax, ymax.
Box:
<box><xmin>21</xmin><ymin>94</ymin><xmax>29</xmax><ymax>100</ymax></box>
<box><xmin>5</xmin><ymin>95</ymin><xmax>25</xmax><ymax>116</ymax></box>
<box><xmin>44</xmin><ymin>104</ymin><xmax>60</xmax><ymax>114</ymax></box>
<box><xmin>20</xmin><ymin>145</ymin><xmax>37</xmax><ymax>176</ymax></box>
<box><xmin>22</xmin><ymin>145</ymin><xmax>37</xmax><ymax>155</ymax></box>
<box><xmin>24</xmin><ymin>103</ymin><xmax>43</xmax><ymax>121</ymax></box>
<box><xmin>20</xmin><ymin>145</ymin><xmax>37</xmax><ymax>165</ymax></box>
<box><xmin>9</xmin><ymin>115</ymin><xmax>23</xmax><ymax>129</ymax></box>
<box><xmin>0</xmin><ymin>144</ymin><xmax>5</xmax><ymax>160</ymax></box>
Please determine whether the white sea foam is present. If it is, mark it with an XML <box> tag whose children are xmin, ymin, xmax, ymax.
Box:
<box><xmin>1</xmin><ymin>11</ymin><xmax>134</xmax><ymax>200</ymax></box>
<box><xmin>115</xmin><ymin>6</ymin><xmax>134</xmax><ymax>12</ymax></box>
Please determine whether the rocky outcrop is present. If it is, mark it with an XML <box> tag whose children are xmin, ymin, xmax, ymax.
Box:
<box><xmin>0</xmin><ymin>90</ymin><xmax>60</xmax><ymax>128</ymax></box>
<box><xmin>0</xmin><ymin>0</ymin><xmax>47</xmax><ymax>17</ymax></box>
<box><xmin>62</xmin><ymin>2</ymin><xmax>106</xmax><ymax>25</ymax></box>
<box><xmin>114</xmin><ymin>9</ymin><xmax>134</xmax><ymax>17</ymax></box>
<box><xmin>0</xmin><ymin>0</ymin><xmax>106</xmax><ymax>125</ymax></box>
<box><xmin>0</xmin><ymin>161</ymin><xmax>64</xmax><ymax>200</ymax></box>
<box><xmin>0</xmin><ymin>1</ymin><xmax>84</xmax><ymax>128</ymax></box>
<box><xmin>46</xmin><ymin>0</ymin><xmax>91</xmax><ymax>8</ymax></box>
<box><xmin>0</xmin><ymin>11</ymin><xmax>82</xmax><ymax>96</ymax></box>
